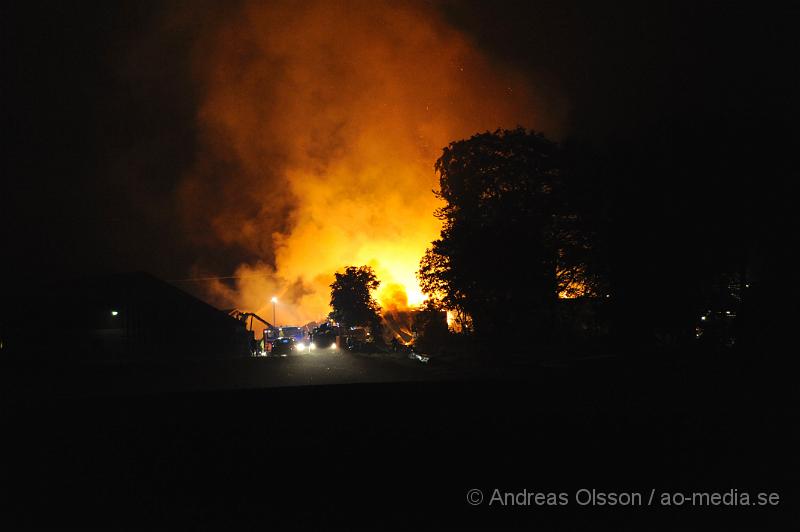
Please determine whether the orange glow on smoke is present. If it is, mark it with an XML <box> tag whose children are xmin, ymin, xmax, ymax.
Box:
<box><xmin>181</xmin><ymin>0</ymin><xmax>564</xmax><ymax>324</ymax></box>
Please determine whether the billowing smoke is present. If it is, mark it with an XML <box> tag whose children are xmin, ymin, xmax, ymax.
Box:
<box><xmin>179</xmin><ymin>0</ymin><xmax>562</xmax><ymax>325</ymax></box>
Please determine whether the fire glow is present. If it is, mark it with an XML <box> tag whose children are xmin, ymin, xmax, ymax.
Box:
<box><xmin>180</xmin><ymin>0</ymin><xmax>562</xmax><ymax>323</ymax></box>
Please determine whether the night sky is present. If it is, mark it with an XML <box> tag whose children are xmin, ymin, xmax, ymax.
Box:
<box><xmin>3</xmin><ymin>0</ymin><xmax>797</xmax><ymax>295</ymax></box>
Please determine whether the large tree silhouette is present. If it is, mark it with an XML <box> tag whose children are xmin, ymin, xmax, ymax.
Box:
<box><xmin>418</xmin><ymin>128</ymin><xmax>595</xmax><ymax>345</ymax></box>
<box><xmin>329</xmin><ymin>266</ymin><xmax>382</xmax><ymax>331</ymax></box>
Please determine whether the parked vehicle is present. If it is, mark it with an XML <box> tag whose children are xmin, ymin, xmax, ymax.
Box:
<box><xmin>269</xmin><ymin>337</ymin><xmax>297</xmax><ymax>356</ymax></box>
<box><xmin>310</xmin><ymin>322</ymin><xmax>338</xmax><ymax>350</ymax></box>
<box><xmin>277</xmin><ymin>326</ymin><xmax>306</xmax><ymax>343</ymax></box>
<box><xmin>277</xmin><ymin>326</ymin><xmax>313</xmax><ymax>352</ymax></box>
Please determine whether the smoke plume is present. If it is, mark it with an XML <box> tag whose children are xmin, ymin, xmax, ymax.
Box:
<box><xmin>179</xmin><ymin>0</ymin><xmax>562</xmax><ymax>324</ymax></box>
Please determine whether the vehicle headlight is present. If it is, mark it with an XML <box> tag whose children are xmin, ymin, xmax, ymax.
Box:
<box><xmin>297</xmin><ymin>343</ymin><xmax>305</xmax><ymax>350</ymax></box>
<box><xmin>309</xmin><ymin>342</ymin><xmax>316</xmax><ymax>350</ymax></box>
<box><xmin>330</xmin><ymin>343</ymin><xmax>337</xmax><ymax>350</ymax></box>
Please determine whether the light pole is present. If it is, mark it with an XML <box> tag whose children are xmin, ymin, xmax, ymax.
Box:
<box><xmin>271</xmin><ymin>296</ymin><xmax>278</xmax><ymax>326</ymax></box>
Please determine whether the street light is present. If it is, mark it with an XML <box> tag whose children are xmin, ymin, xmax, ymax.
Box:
<box><xmin>271</xmin><ymin>296</ymin><xmax>278</xmax><ymax>326</ymax></box>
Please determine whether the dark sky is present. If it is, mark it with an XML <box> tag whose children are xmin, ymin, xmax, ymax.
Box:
<box><xmin>3</xmin><ymin>0</ymin><xmax>797</xmax><ymax>291</ymax></box>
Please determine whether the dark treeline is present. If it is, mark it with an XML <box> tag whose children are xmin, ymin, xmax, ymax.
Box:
<box><xmin>601</xmin><ymin>115</ymin><xmax>796</xmax><ymax>357</ymax></box>
<box><xmin>418</xmin><ymin>115</ymin><xmax>797</xmax><ymax>362</ymax></box>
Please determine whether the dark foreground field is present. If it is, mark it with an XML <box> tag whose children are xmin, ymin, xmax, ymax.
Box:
<box><xmin>3</xmin><ymin>351</ymin><xmax>797</xmax><ymax>529</ymax></box>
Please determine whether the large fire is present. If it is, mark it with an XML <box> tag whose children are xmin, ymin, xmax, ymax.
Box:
<box><xmin>179</xmin><ymin>0</ymin><xmax>563</xmax><ymax>324</ymax></box>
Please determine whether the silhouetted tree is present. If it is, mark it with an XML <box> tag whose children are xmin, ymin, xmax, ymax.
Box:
<box><xmin>329</xmin><ymin>266</ymin><xmax>382</xmax><ymax>332</ymax></box>
<box><xmin>418</xmin><ymin>128</ymin><xmax>597</xmax><ymax>347</ymax></box>
<box><xmin>412</xmin><ymin>298</ymin><xmax>450</xmax><ymax>354</ymax></box>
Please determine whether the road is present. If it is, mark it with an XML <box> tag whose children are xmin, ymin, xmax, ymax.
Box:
<box><xmin>4</xmin><ymin>348</ymin><xmax>795</xmax><ymax>528</ymax></box>
<box><xmin>3</xmin><ymin>348</ymin><xmax>462</xmax><ymax>401</ymax></box>
<box><xmin>170</xmin><ymin>349</ymin><xmax>460</xmax><ymax>392</ymax></box>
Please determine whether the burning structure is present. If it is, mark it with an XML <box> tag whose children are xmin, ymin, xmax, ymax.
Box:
<box><xmin>381</xmin><ymin>307</ymin><xmax>448</xmax><ymax>346</ymax></box>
